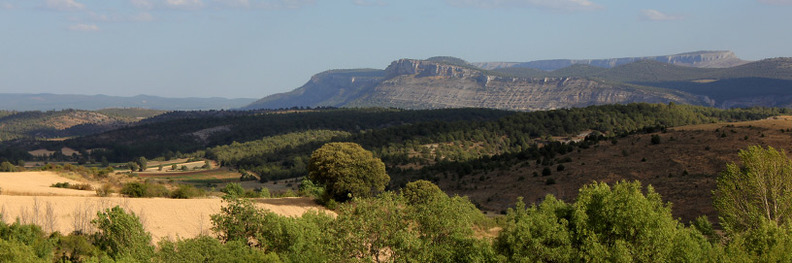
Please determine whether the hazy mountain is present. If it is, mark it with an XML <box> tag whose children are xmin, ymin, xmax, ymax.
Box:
<box><xmin>0</xmin><ymin>93</ymin><xmax>257</xmax><ymax>111</ymax></box>
<box><xmin>0</xmin><ymin>108</ymin><xmax>165</xmax><ymax>141</ymax></box>
<box><xmin>472</xmin><ymin>50</ymin><xmax>749</xmax><ymax>71</ymax></box>
<box><xmin>245</xmin><ymin>53</ymin><xmax>792</xmax><ymax>111</ymax></box>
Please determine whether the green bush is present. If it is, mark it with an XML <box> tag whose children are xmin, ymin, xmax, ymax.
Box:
<box><xmin>120</xmin><ymin>181</ymin><xmax>170</xmax><ymax>198</ymax></box>
<box><xmin>120</xmin><ymin>182</ymin><xmax>147</xmax><ymax>197</ymax></box>
<box><xmin>0</xmin><ymin>161</ymin><xmax>17</xmax><ymax>172</ymax></box>
<box><xmin>171</xmin><ymin>184</ymin><xmax>204</xmax><ymax>199</ymax></box>
<box><xmin>155</xmin><ymin>236</ymin><xmax>281</xmax><ymax>263</ymax></box>
<box><xmin>92</xmin><ymin>206</ymin><xmax>154</xmax><ymax>261</ymax></box>
<box><xmin>221</xmin><ymin>183</ymin><xmax>245</xmax><ymax>198</ymax></box>
<box><xmin>0</xmin><ymin>239</ymin><xmax>45</xmax><ymax>263</ymax></box>
<box><xmin>53</xmin><ymin>233</ymin><xmax>106</xmax><ymax>262</ymax></box>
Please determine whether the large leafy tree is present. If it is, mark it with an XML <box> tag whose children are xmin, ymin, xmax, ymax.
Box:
<box><xmin>714</xmin><ymin>145</ymin><xmax>792</xmax><ymax>233</ymax></box>
<box><xmin>308</xmin><ymin>142</ymin><xmax>389</xmax><ymax>202</ymax></box>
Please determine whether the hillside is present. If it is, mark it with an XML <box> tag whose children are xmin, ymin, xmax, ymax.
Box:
<box><xmin>0</xmin><ymin>108</ymin><xmax>166</xmax><ymax>141</ymax></box>
<box><xmin>0</xmin><ymin>93</ymin><xmax>256</xmax><ymax>111</ymax></box>
<box><xmin>423</xmin><ymin>116</ymin><xmax>792</xmax><ymax>224</ymax></box>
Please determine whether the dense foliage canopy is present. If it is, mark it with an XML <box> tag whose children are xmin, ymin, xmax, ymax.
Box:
<box><xmin>308</xmin><ymin>142</ymin><xmax>389</xmax><ymax>202</ymax></box>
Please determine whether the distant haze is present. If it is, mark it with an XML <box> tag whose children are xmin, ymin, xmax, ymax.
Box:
<box><xmin>0</xmin><ymin>94</ymin><xmax>256</xmax><ymax>111</ymax></box>
<box><xmin>0</xmin><ymin>1</ymin><xmax>789</xmax><ymax>98</ymax></box>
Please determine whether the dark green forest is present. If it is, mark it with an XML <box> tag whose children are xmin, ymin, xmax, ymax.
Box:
<box><xmin>2</xmin><ymin>104</ymin><xmax>792</xmax><ymax>262</ymax></box>
<box><xmin>4</xmin><ymin>104</ymin><xmax>788</xmax><ymax>183</ymax></box>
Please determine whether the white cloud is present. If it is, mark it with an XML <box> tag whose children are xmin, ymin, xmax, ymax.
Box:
<box><xmin>446</xmin><ymin>0</ymin><xmax>600</xmax><ymax>11</ymax></box>
<box><xmin>44</xmin><ymin>0</ymin><xmax>85</xmax><ymax>11</ymax></box>
<box><xmin>353</xmin><ymin>0</ymin><xmax>387</xmax><ymax>6</ymax></box>
<box><xmin>68</xmin><ymin>23</ymin><xmax>99</xmax><ymax>31</ymax></box>
<box><xmin>165</xmin><ymin>0</ymin><xmax>204</xmax><ymax>9</ymax></box>
<box><xmin>758</xmin><ymin>0</ymin><xmax>792</xmax><ymax>4</ymax></box>
<box><xmin>640</xmin><ymin>9</ymin><xmax>683</xmax><ymax>21</ymax></box>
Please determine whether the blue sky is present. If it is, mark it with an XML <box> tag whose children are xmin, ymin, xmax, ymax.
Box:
<box><xmin>0</xmin><ymin>0</ymin><xmax>790</xmax><ymax>99</ymax></box>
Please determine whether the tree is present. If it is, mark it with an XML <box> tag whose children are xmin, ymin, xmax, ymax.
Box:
<box><xmin>135</xmin><ymin>156</ymin><xmax>147</xmax><ymax>172</ymax></box>
<box><xmin>91</xmin><ymin>206</ymin><xmax>154</xmax><ymax>261</ymax></box>
<box><xmin>308</xmin><ymin>142</ymin><xmax>389</xmax><ymax>202</ymax></box>
<box><xmin>402</xmin><ymin>180</ymin><xmax>445</xmax><ymax>205</ymax></box>
<box><xmin>126</xmin><ymin>162</ymin><xmax>139</xmax><ymax>172</ymax></box>
<box><xmin>714</xmin><ymin>145</ymin><xmax>792</xmax><ymax>233</ymax></box>
<box><xmin>0</xmin><ymin>161</ymin><xmax>17</xmax><ymax>172</ymax></box>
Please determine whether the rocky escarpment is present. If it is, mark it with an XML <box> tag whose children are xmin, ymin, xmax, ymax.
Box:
<box><xmin>245</xmin><ymin>54</ymin><xmax>792</xmax><ymax>111</ymax></box>
<box><xmin>346</xmin><ymin>59</ymin><xmax>705</xmax><ymax>110</ymax></box>
<box><xmin>473</xmin><ymin>50</ymin><xmax>749</xmax><ymax>71</ymax></box>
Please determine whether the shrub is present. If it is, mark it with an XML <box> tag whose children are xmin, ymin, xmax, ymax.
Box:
<box><xmin>298</xmin><ymin>178</ymin><xmax>324</xmax><ymax>199</ymax></box>
<box><xmin>92</xmin><ymin>206</ymin><xmax>154</xmax><ymax>261</ymax></box>
<box><xmin>170</xmin><ymin>184</ymin><xmax>204</xmax><ymax>199</ymax></box>
<box><xmin>120</xmin><ymin>182</ymin><xmax>147</xmax><ymax>198</ymax></box>
<box><xmin>651</xmin><ymin>134</ymin><xmax>661</xmax><ymax>144</ymax></box>
<box><xmin>95</xmin><ymin>184</ymin><xmax>114</xmax><ymax>197</ymax></box>
<box><xmin>221</xmin><ymin>183</ymin><xmax>245</xmax><ymax>198</ymax></box>
<box><xmin>0</xmin><ymin>161</ymin><xmax>17</xmax><ymax>172</ymax></box>
<box><xmin>51</xmin><ymin>182</ymin><xmax>93</xmax><ymax>191</ymax></box>
<box><xmin>542</xmin><ymin>167</ymin><xmax>552</xmax><ymax>176</ymax></box>
<box><xmin>120</xmin><ymin>182</ymin><xmax>169</xmax><ymax>198</ymax></box>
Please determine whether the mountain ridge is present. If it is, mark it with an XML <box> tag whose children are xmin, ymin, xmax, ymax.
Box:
<box><xmin>472</xmin><ymin>50</ymin><xmax>749</xmax><ymax>71</ymax></box>
<box><xmin>244</xmin><ymin>52</ymin><xmax>792</xmax><ymax>111</ymax></box>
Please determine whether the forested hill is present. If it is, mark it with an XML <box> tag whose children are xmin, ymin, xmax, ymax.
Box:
<box><xmin>15</xmin><ymin>104</ymin><xmax>785</xmax><ymax>182</ymax></box>
<box><xmin>0</xmin><ymin>108</ymin><xmax>165</xmax><ymax>142</ymax></box>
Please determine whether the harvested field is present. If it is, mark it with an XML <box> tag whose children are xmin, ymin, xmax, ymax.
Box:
<box><xmin>0</xmin><ymin>171</ymin><xmax>98</xmax><ymax>196</ymax></box>
<box><xmin>0</xmin><ymin>171</ymin><xmax>329</xmax><ymax>242</ymax></box>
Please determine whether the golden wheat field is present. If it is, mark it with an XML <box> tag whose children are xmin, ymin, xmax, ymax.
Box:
<box><xmin>0</xmin><ymin>171</ymin><xmax>328</xmax><ymax>242</ymax></box>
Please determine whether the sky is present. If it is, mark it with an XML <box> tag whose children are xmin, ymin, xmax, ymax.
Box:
<box><xmin>0</xmin><ymin>0</ymin><xmax>790</xmax><ymax>99</ymax></box>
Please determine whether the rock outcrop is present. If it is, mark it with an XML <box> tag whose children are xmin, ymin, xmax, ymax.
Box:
<box><xmin>246</xmin><ymin>58</ymin><xmax>707</xmax><ymax>111</ymax></box>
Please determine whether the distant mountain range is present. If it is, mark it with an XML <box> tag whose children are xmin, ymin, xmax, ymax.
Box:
<box><xmin>0</xmin><ymin>94</ymin><xmax>257</xmax><ymax>111</ymax></box>
<box><xmin>245</xmin><ymin>51</ymin><xmax>792</xmax><ymax>111</ymax></box>
<box><xmin>471</xmin><ymin>50</ymin><xmax>748</xmax><ymax>70</ymax></box>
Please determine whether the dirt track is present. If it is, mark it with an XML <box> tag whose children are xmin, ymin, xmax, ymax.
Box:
<box><xmin>0</xmin><ymin>171</ymin><xmax>328</xmax><ymax>242</ymax></box>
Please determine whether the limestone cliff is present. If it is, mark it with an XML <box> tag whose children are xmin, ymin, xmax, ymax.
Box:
<box><xmin>346</xmin><ymin>59</ymin><xmax>705</xmax><ymax>110</ymax></box>
<box><xmin>244</xmin><ymin>54</ymin><xmax>792</xmax><ymax>111</ymax></box>
<box><xmin>246</xmin><ymin>58</ymin><xmax>707</xmax><ymax>111</ymax></box>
